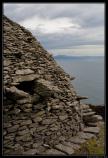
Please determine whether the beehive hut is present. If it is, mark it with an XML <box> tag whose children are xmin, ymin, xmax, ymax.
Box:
<box><xmin>3</xmin><ymin>15</ymin><xmax>87</xmax><ymax>155</ymax></box>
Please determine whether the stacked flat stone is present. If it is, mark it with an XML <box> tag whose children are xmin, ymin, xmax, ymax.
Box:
<box><xmin>81</xmin><ymin>104</ymin><xmax>103</xmax><ymax>127</ymax></box>
<box><xmin>3</xmin><ymin>15</ymin><xmax>84</xmax><ymax>155</ymax></box>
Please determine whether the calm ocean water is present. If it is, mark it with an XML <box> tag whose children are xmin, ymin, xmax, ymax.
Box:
<box><xmin>55</xmin><ymin>57</ymin><xmax>104</xmax><ymax>105</ymax></box>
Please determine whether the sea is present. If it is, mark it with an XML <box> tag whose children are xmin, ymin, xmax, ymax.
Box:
<box><xmin>54</xmin><ymin>56</ymin><xmax>104</xmax><ymax>105</ymax></box>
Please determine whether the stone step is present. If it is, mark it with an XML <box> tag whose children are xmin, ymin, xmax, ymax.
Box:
<box><xmin>44</xmin><ymin>148</ymin><xmax>66</xmax><ymax>155</ymax></box>
<box><xmin>22</xmin><ymin>149</ymin><xmax>37</xmax><ymax>155</ymax></box>
<box><xmin>54</xmin><ymin>143</ymin><xmax>74</xmax><ymax>155</ymax></box>
<box><xmin>80</xmin><ymin>104</ymin><xmax>90</xmax><ymax>110</ymax></box>
<box><xmin>62</xmin><ymin>141</ymin><xmax>80</xmax><ymax>150</ymax></box>
<box><xmin>83</xmin><ymin>114</ymin><xmax>103</xmax><ymax>123</ymax></box>
<box><xmin>91</xmin><ymin>115</ymin><xmax>103</xmax><ymax>122</ymax></box>
<box><xmin>82</xmin><ymin>108</ymin><xmax>92</xmax><ymax>113</ymax></box>
<box><xmin>86</xmin><ymin>122</ymin><xmax>98</xmax><ymax>127</ymax></box>
<box><xmin>69</xmin><ymin>136</ymin><xmax>86</xmax><ymax>144</ymax></box>
<box><xmin>83</xmin><ymin>111</ymin><xmax>96</xmax><ymax>117</ymax></box>
<box><xmin>83</xmin><ymin>127</ymin><xmax>100</xmax><ymax>134</ymax></box>
<box><xmin>76</xmin><ymin>96</ymin><xmax>88</xmax><ymax>101</ymax></box>
<box><xmin>77</xmin><ymin>132</ymin><xmax>96</xmax><ymax>140</ymax></box>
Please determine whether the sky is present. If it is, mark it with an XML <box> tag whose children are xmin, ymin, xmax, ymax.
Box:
<box><xmin>3</xmin><ymin>3</ymin><xmax>105</xmax><ymax>56</ymax></box>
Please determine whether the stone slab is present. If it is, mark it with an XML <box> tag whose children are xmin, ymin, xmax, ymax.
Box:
<box><xmin>44</xmin><ymin>148</ymin><xmax>66</xmax><ymax>155</ymax></box>
<box><xmin>15</xmin><ymin>69</ymin><xmax>34</xmax><ymax>75</ymax></box>
<box><xmin>69</xmin><ymin>137</ymin><xmax>86</xmax><ymax>144</ymax></box>
<box><xmin>83</xmin><ymin>112</ymin><xmax>95</xmax><ymax>117</ymax></box>
<box><xmin>22</xmin><ymin>149</ymin><xmax>37</xmax><ymax>155</ymax></box>
<box><xmin>83</xmin><ymin>127</ymin><xmax>100</xmax><ymax>134</ymax></box>
<box><xmin>77</xmin><ymin>132</ymin><xmax>95</xmax><ymax>139</ymax></box>
<box><xmin>55</xmin><ymin>143</ymin><xmax>74</xmax><ymax>155</ymax></box>
<box><xmin>86</xmin><ymin>122</ymin><xmax>98</xmax><ymax>127</ymax></box>
<box><xmin>62</xmin><ymin>141</ymin><xmax>80</xmax><ymax>150</ymax></box>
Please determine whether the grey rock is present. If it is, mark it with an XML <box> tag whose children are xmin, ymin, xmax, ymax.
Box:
<box><xmin>82</xmin><ymin>108</ymin><xmax>92</xmax><ymax>113</ymax></box>
<box><xmin>59</xmin><ymin>115</ymin><xmax>68</xmax><ymax>121</ymax></box>
<box><xmin>69</xmin><ymin>137</ymin><xmax>86</xmax><ymax>144</ymax></box>
<box><xmin>4</xmin><ymin>60</ymin><xmax>11</xmax><ymax>66</ymax></box>
<box><xmin>91</xmin><ymin>115</ymin><xmax>103</xmax><ymax>122</ymax></box>
<box><xmin>7</xmin><ymin>125</ymin><xmax>19</xmax><ymax>133</ymax></box>
<box><xmin>62</xmin><ymin>141</ymin><xmax>80</xmax><ymax>150</ymax></box>
<box><xmin>20</xmin><ymin>120</ymin><xmax>32</xmax><ymax>126</ymax></box>
<box><xmin>17</xmin><ymin>129</ymin><xmax>30</xmax><ymax>136</ymax></box>
<box><xmin>50</xmin><ymin>126</ymin><xmax>59</xmax><ymax>131</ymax></box>
<box><xmin>86</xmin><ymin>122</ymin><xmax>98</xmax><ymax>127</ymax></box>
<box><xmin>22</xmin><ymin>149</ymin><xmax>37</xmax><ymax>155</ymax></box>
<box><xmin>13</xmin><ymin>74</ymin><xmax>39</xmax><ymax>83</ymax></box>
<box><xmin>32</xmin><ymin>142</ymin><xmax>42</xmax><ymax>148</ymax></box>
<box><xmin>55</xmin><ymin>143</ymin><xmax>74</xmax><ymax>155</ymax></box>
<box><xmin>35</xmin><ymin>79</ymin><xmax>61</xmax><ymax>97</ymax></box>
<box><xmin>4</xmin><ymin>123</ymin><xmax>12</xmax><ymax>128</ymax></box>
<box><xmin>35</xmin><ymin>111</ymin><xmax>45</xmax><ymax>117</ymax></box>
<box><xmin>15</xmin><ymin>69</ymin><xmax>34</xmax><ymax>75</ymax></box>
<box><xmin>42</xmin><ymin>119</ymin><xmax>56</xmax><ymax>125</ymax></box>
<box><xmin>33</xmin><ymin>117</ymin><xmax>42</xmax><ymax>123</ymax></box>
<box><xmin>83</xmin><ymin>111</ymin><xmax>96</xmax><ymax>117</ymax></box>
<box><xmin>80</xmin><ymin>104</ymin><xmax>90</xmax><ymax>110</ymax></box>
<box><xmin>16</xmin><ymin>134</ymin><xmax>32</xmax><ymax>142</ymax></box>
<box><xmin>77</xmin><ymin>132</ymin><xmax>95</xmax><ymax>139</ymax></box>
<box><xmin>83</xmin><ymin>127</ymin><xmax>100</xmax><ymax>134</ymax></box>
<box><xmin>44</xmin><ymin>148</ymin><xmax>66</xmax><ymax>155</ymax></box>
<box><xmin>5</xmin><ymin>86</ymin><xmax>29</xmax><ymax>99</ymax></box>
<box><xmin>17</xmin><ymin>97</ymin><xmax>32</xmax><ymax>104</ymax></box>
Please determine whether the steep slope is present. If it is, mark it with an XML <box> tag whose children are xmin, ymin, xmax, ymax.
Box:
<box><xmin>3</xmin><ymin>15</ymin><xmax>84</xmax><ymax>155</ymax></box>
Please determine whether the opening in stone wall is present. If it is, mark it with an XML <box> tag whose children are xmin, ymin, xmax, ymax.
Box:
<box><xmin>16</xmin><ymin>80</ymin><xmax>35</xmax><ymax>95</ymax></box>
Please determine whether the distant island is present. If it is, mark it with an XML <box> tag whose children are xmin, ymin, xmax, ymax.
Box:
<box><xmin>54</xmin><ymin>55</ymin><xmax>104</xmax><ymax>60</ymax></box>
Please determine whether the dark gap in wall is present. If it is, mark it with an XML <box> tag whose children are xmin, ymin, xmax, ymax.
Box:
<box><xmin>16</xmin><ymin>80</ymin><xmax>35</xmax><ymax>95</ymax></box>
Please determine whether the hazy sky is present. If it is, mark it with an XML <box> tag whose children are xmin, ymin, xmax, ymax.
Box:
<box><xmin>4</xmin><ymin>3</ymin><xmax>104</xmax><ymax>56</ymax></box>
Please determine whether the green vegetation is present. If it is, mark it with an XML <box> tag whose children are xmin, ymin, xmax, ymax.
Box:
<box><xmin>74</xmin><ymin>124</ymin><xmax>105</xmax><ymax>155</ymax></box>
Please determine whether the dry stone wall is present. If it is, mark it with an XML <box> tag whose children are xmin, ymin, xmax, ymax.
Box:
<box><xmin>3</xmin><ymin>15</ymin><xmax>84</xmax><ymax>155</ymax></box>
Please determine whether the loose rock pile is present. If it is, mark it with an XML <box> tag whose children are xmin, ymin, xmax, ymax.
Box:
<box><xmin>3</xmin><ymin>15</ymin><xmax>104</xmax><ymax>155</ymax></box>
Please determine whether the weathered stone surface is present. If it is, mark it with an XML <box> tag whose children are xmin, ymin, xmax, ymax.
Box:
<box><xmin>77</xmin><ymin>132</ymin><xmax>95</xmax><ymax>139</ymax></box>
<box><xmin>16</xmin><ymin>97</ymin><xmax>32</xmax><ymax>104</ymax></box>
<box><xmin>83</xmin><ymin>127</ymin><xmax>100</xmax><ymax>134</ymax></box>
<box><xmin>69</xmin><ymin>137</ymin><xmax>86</xmax><ymax>144</ymax></box>
<box><xmin>17</xmin><ymin>129</ymin><xmax>30</xmax><ymax>136</ymax></box>
<box><xmin>82</xmin><ymin>108</ymin><xmax>92</xmax><ymax>113</ymax></box>
<box><xmin>20</xmin><ymin>120</ymin><xmax>32</xmax><ymax>126</ymax></box>
<box><xmin>32</xmin><ymin>142</ymin><xmax>42</xmax><ymax>148</ymax></box>
<box><xmin>59</xmin><ymin>115</ymin><xmax>68</xmax><ymax>121</ymax></box>
<box><xmin>50</xmin><ymin>126</ymin><xmax>60</xmax><ymax>131</ymax></box>
<box><xmin>80</xmin><ymin>104</ymin><xmax>90</xmax><ymax>110</ymax></box>
<box><xmin>5</xmin><ymin>86</ymin><xmax>29</xmax><ymax>99</ymax></box>
<box><xmin>35</xmin><ymin>111</ymin><xmax>45</xmax><ymax>117</ymax></box>
<box><xmin>4</xmin><ymin>123</ymin><xmax>12</xmax><ymax>128</ymax></box>
<box><xmin>62</xmin><ymin>141</ymin><xmax>80</xmax><ymax>150</ymax></box>
<box><xmin>15</xmin><ymin>134</ymin><xmax>32</xmax><ymax>142</ymax></box>
<box><xmin>55</xmin><ymin>143</ymin><xmax>74</xmax><ymax>155</ymax></box>
<box><xmin>42</xmin><ymin>119</ymin><xmax>56</xmax><ymax>125</ymax></box>
<box><xmin>44</xmin><ymin>148</ymin><xmax>66</xmax><ymax>155</ymax></box>
<box><xmin>83</xmin><ymin>112</ymin><xmax>96</xmax><ymax>117</ymax></box>
<box><xmin>13</xmin><ymin>74</ymin><xmax>39</xmax><ymax>83</ymax></box>
<box><xmin>22</xmin><ymin>149</ymin><xmax>37</xmax><ymax>155</ymax></box>
<box><xmin>4</xmin><ymin>59</ymin><xmax>11</xmax><ymax>66</ymax></box>
<box><xmin>15</xmin><ymin>69</ymin><xmax>34</xmax><ymax>75</ymax></box>
<box><xmin>91</xmin><ymin>115</ymin><xmax>103</xmax><ymax>122</ymax></box>
<box><xmin>7</xmin><ymin>125</ymin><xmax>19</xmax><ymax>133</ymax></box>
<box><xmin>86</xmin><ymin>122</ymin><xmax>98</xmax><ymax>127</ymax></box>
<box><xmin>33</xmin><ymin>117</ymin><xmax>42</xmax><ymax>123</ymax></box>
<box><xmin>35</xmin><ymin>79</ymin><xmax>61</xmax><ymax>97</ymax></box>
